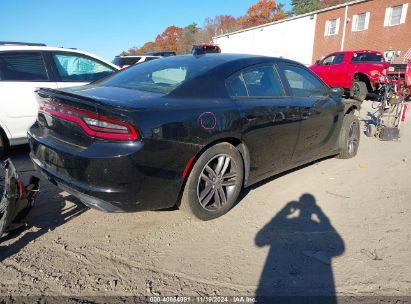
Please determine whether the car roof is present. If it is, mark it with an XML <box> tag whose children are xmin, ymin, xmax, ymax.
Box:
<box><xmin>157</xmin><ymin>54</ymin><xmax>306</xmax><ymax>98</ymax></box>
<box><xmin>116</xmin><ymin>55</ymin><xmax>161</xmax><ymax>58</ymax></box>
<box><xmin>330</xmin><ymin>50</ymin><xmax>382</xmax><ymax>55</ymax></box>
<box><xmin>0</xmin><ymin>45</ymin><xmax>120</xmax><ymax>70</ymax></box>
<box><xmin>171</xmin><ymin>53</ymin><xmax>298</xmax><ymax>66</ymax></box>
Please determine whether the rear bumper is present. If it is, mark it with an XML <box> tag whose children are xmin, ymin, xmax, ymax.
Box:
<box><xmin>31</xmin><ymin>156</ymin><xmax>125</xmax><ymax>212</ymax></box>
<box><xmin>28</xmin><ymin>127</ymin><xmax>191</xmax><ymax>213</ymax></box>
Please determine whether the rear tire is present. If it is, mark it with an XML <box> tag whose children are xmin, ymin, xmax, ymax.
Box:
<box><xmin>337</xmin><ymin>114</ymin><xmax>360</xmax><ymax>159</ymax></box>
<box><xmin>351</xmin><ymin>81</ymin><xmax>368</xmax><ymax>102</ymax></box>
<box><xmin>180</xmin><ymin>143</ymin><xmax>244</xmax><ymax>221</ymax></box>
<box><xmin>0</xmin><ymin>132</ymin><xmax>7</xmax><ymax>160</ymax></box>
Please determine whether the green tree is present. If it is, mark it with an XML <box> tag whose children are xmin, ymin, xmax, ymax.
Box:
<box><xmin>177</xmin><ymin>22</ymin><xmax>200</xmax><ymax>54</ymax></box>
<box><xmin>290</xmin><ymin>0</ymin><xmax>321</xmax><ymax>16</ymax></box>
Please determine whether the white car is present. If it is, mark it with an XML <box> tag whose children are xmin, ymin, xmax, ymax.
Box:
<box><xmin>112</xmin><ymin>55</ymin><xmax>161</xmax><ymax>69</ymax></box>
<box><xmin>0</xmin><ymin>42</ymin><xmax>120</xmax><ymax>158</ymax></box>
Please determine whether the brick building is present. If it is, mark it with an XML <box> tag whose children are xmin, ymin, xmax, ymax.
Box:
<box><xmin>214</xmin><ymin>0</ymin><xmax>411</xmax><ymax>65</ymax></box>
<box><xmin>313</xmin><ymin>0</ymin><xmax>411</xmax><ymax>63</ymax></box>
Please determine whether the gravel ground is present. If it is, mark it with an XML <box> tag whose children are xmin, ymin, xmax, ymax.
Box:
<box><xmin>0</xmin><ymin>100</ymin><xmax>410</xmax><ymax>301</ymax></box>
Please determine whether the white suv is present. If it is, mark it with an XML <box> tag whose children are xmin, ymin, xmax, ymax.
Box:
<box><xmin>0</xmin><ymin>42</ymin><xmax>120</xmax><ymax>158</ymax></box>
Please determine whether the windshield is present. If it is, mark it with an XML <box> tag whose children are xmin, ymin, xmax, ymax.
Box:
<box><xmin>100</xmin><ymin>56</ymin><xmax>222</xmax><ymax>94</ymax></box>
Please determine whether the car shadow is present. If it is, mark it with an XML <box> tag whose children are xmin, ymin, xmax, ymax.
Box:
<box><xmin>255</xmin><ymin>194</ymin><xmax>345</xmax><ymax>303</ymax></box>
<box><xmin>0</xmin><ymin>144</ymin><xmax>88</xmax><ymax>261</ymax></box>
<box><xmin>235</xmin><ymin>156</ymin><xmax>334</xmax><ymax>207</ymax></box>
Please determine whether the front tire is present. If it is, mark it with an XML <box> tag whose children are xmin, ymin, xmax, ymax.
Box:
<box><xmin>337</xmin><ymin>114</ymin><xmax>360</xmax><ymax>159</ymax></box>
<box><xmin>351</xmin><ymin>81</ymin><xmax>368</xmax><ymax>102</ymax></box>
<box><xmin>180</xmin><ymin>143</ymin><xmax>244</xmax><ymax>220</ymax></box>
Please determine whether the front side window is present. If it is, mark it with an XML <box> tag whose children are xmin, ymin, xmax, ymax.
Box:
<box><xmin>280</xmin><ymin>65</ymin><xmax>328</xmax><ymax>98</ymax></box>
<box><xmin>325</xmin><ymin>19</ymin><xmax>339</xmax><ymax>36</ymax></box>
<box><xmin>52</xmin><ymin>53</ymin><xmax>115</xmax><ymax>82</ymax></box>
<box><xmin>385</xmin><ymin>4</ymin><xmax>408</xmax><ymax>26</ymax></box>
<box><xmin>227</xmin><ymin>66</ymin><xmax>284</xmax><ymax>98</ymax></box>
<box><xmin>320</xmin><ymin>54</ymin><xmax>344</xmax><ymax>65</ymax></box>
<box><xmin>321</xmin><ymin>55</ymin><xmax>335</xmax><ymax>65</ymax></box>
<box><xmin>0</xmin><ymin>52</ymin><xmax>48</xmax><ymax>81</ymax></box>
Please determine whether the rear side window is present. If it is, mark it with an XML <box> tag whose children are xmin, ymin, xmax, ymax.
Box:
<box><xmin>351</xmin><ymin>53</ymin><xmax>385</xmax><ymax>63</ymax></box>
<box><xmin>280</xmin><ymin>65</ymin><xmax>328</xmax><ymax>97</ymax></box>
<box><xmin>0</xmin><ymin>52</ymin><xmax>48</xmax><ymax>81</ymax></box>
<box><xmin>52</xmin><ymin>52</ymin><xmax>115</xmax><ymax>82</ymax></box>
<box><xmin>227</xmin><ymin>65</ymin><xmax>284</xmax><ymax>98</ymax></box>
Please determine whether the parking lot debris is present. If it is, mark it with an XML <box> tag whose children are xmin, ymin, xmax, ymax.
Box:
<box><xmin>360</xmin><ymin>248</ymin><xmax>383</xmax><ymax>261</ymax></box>
<box><xmin>326</xmin><ymin>191</ymin><xmax>351</xmax><ymax>199</ymax></box>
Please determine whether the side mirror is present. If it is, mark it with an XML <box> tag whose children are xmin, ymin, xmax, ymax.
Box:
<box><xmin>315</xmin><ymin>60</ymin><xmax>321</xmax><ymax>65</ymax></box>
<box><xmin>330</xmin><ymin>87</ymin><xmax>343</xmax><ymax>97</ymax></box>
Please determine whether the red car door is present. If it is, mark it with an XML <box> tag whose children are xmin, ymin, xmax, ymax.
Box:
<box><xmin>327</xmin><ymin>53</ymin><xmax>348</xmax><ymax>88</ymax></box>
<box><xmin>310</xmin><ymin>53</ymin><xmax>339</xmax><ymax>87</ymax></box>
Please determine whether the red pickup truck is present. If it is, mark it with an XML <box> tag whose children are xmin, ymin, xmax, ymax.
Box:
<box><xmin>310</xmin><ymin>50</ymin><xmax>390</xmax><ymax>101</ymax></box>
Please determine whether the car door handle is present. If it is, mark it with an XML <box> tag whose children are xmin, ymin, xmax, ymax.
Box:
<box><xmin>245</xmin><ymin>115</ymin><xmax>257</xmax><ymax>121</ymax></box>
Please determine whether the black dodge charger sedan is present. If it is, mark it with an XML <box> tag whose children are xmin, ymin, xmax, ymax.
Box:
<box><xmin>29</xmin><ymin>54</ymin><xmax>360</xmax><ymax>220</ymax></box>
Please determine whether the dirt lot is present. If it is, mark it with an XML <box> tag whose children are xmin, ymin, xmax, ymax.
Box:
<box><xmin>0</xmin><ymin>100</ymin><xmax>410</xmax><ymax>301</ymax></box>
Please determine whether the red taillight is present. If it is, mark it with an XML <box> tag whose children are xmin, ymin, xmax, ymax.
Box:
<box><xmin>39</xmin><ymin>101</ymin><xmax>138</xmax><ymax>141</ymax></box>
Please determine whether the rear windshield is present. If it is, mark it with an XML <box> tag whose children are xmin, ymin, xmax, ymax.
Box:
<box><xmin>351</xmin><ymin>53</ymin><xmax>385</xmax><ymax>63</ymax></box>
<box><xmin>100</xmin><ymin>56</ymin><xmax>223</xmax><ymax>94</ymax></box>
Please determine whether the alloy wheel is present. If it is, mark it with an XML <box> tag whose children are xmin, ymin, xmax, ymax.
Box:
<box><xmin>352</xmin><ymin>83</ymin><xmax>360</xmax><ymax>99</ymax></box>
<box><xmin>197</xmin><ymin>154</ymin><xmax>237</xmax><ymax>212</ymax></box>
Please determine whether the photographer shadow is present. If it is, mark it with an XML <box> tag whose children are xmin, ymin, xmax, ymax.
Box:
<box><xmin>255</xmin><ymin>194</ymin><xmax>345</xmax><ymax>303</ymax></box>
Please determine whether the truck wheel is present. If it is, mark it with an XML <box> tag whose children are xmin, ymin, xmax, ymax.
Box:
<box><xmin>351</xmin><ymin>81</ymin><xmax>368</xmax><ymax>102</ymax></box>
<box><xmin>365</xmin><ymin>124</ymin><xmax>376</xmax><ymax>137</ymax></box>
<box><xmin>337</xmin><ymin>114</ymin><xmax>360</xmax><ymax>159</ymax></box>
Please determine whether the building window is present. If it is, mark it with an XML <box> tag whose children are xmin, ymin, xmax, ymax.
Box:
<box><xmin>352</xmin><ymin>12</ymin><xmax>370</xmax><ymax>31</ymax></box>
<box><xmin>324</xmin><ymin>18</ymin><xmax>340</xmax><ymax>36</ymax></box>
<box><xmin>384</xmin><ymin>3</ymin><xmax>408</xmax><ymax>26</ymax></box>
<box><xmin>384</xmin><ymin>50</ymin><xmax>397</xmax><ymax>63</ymax></box>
